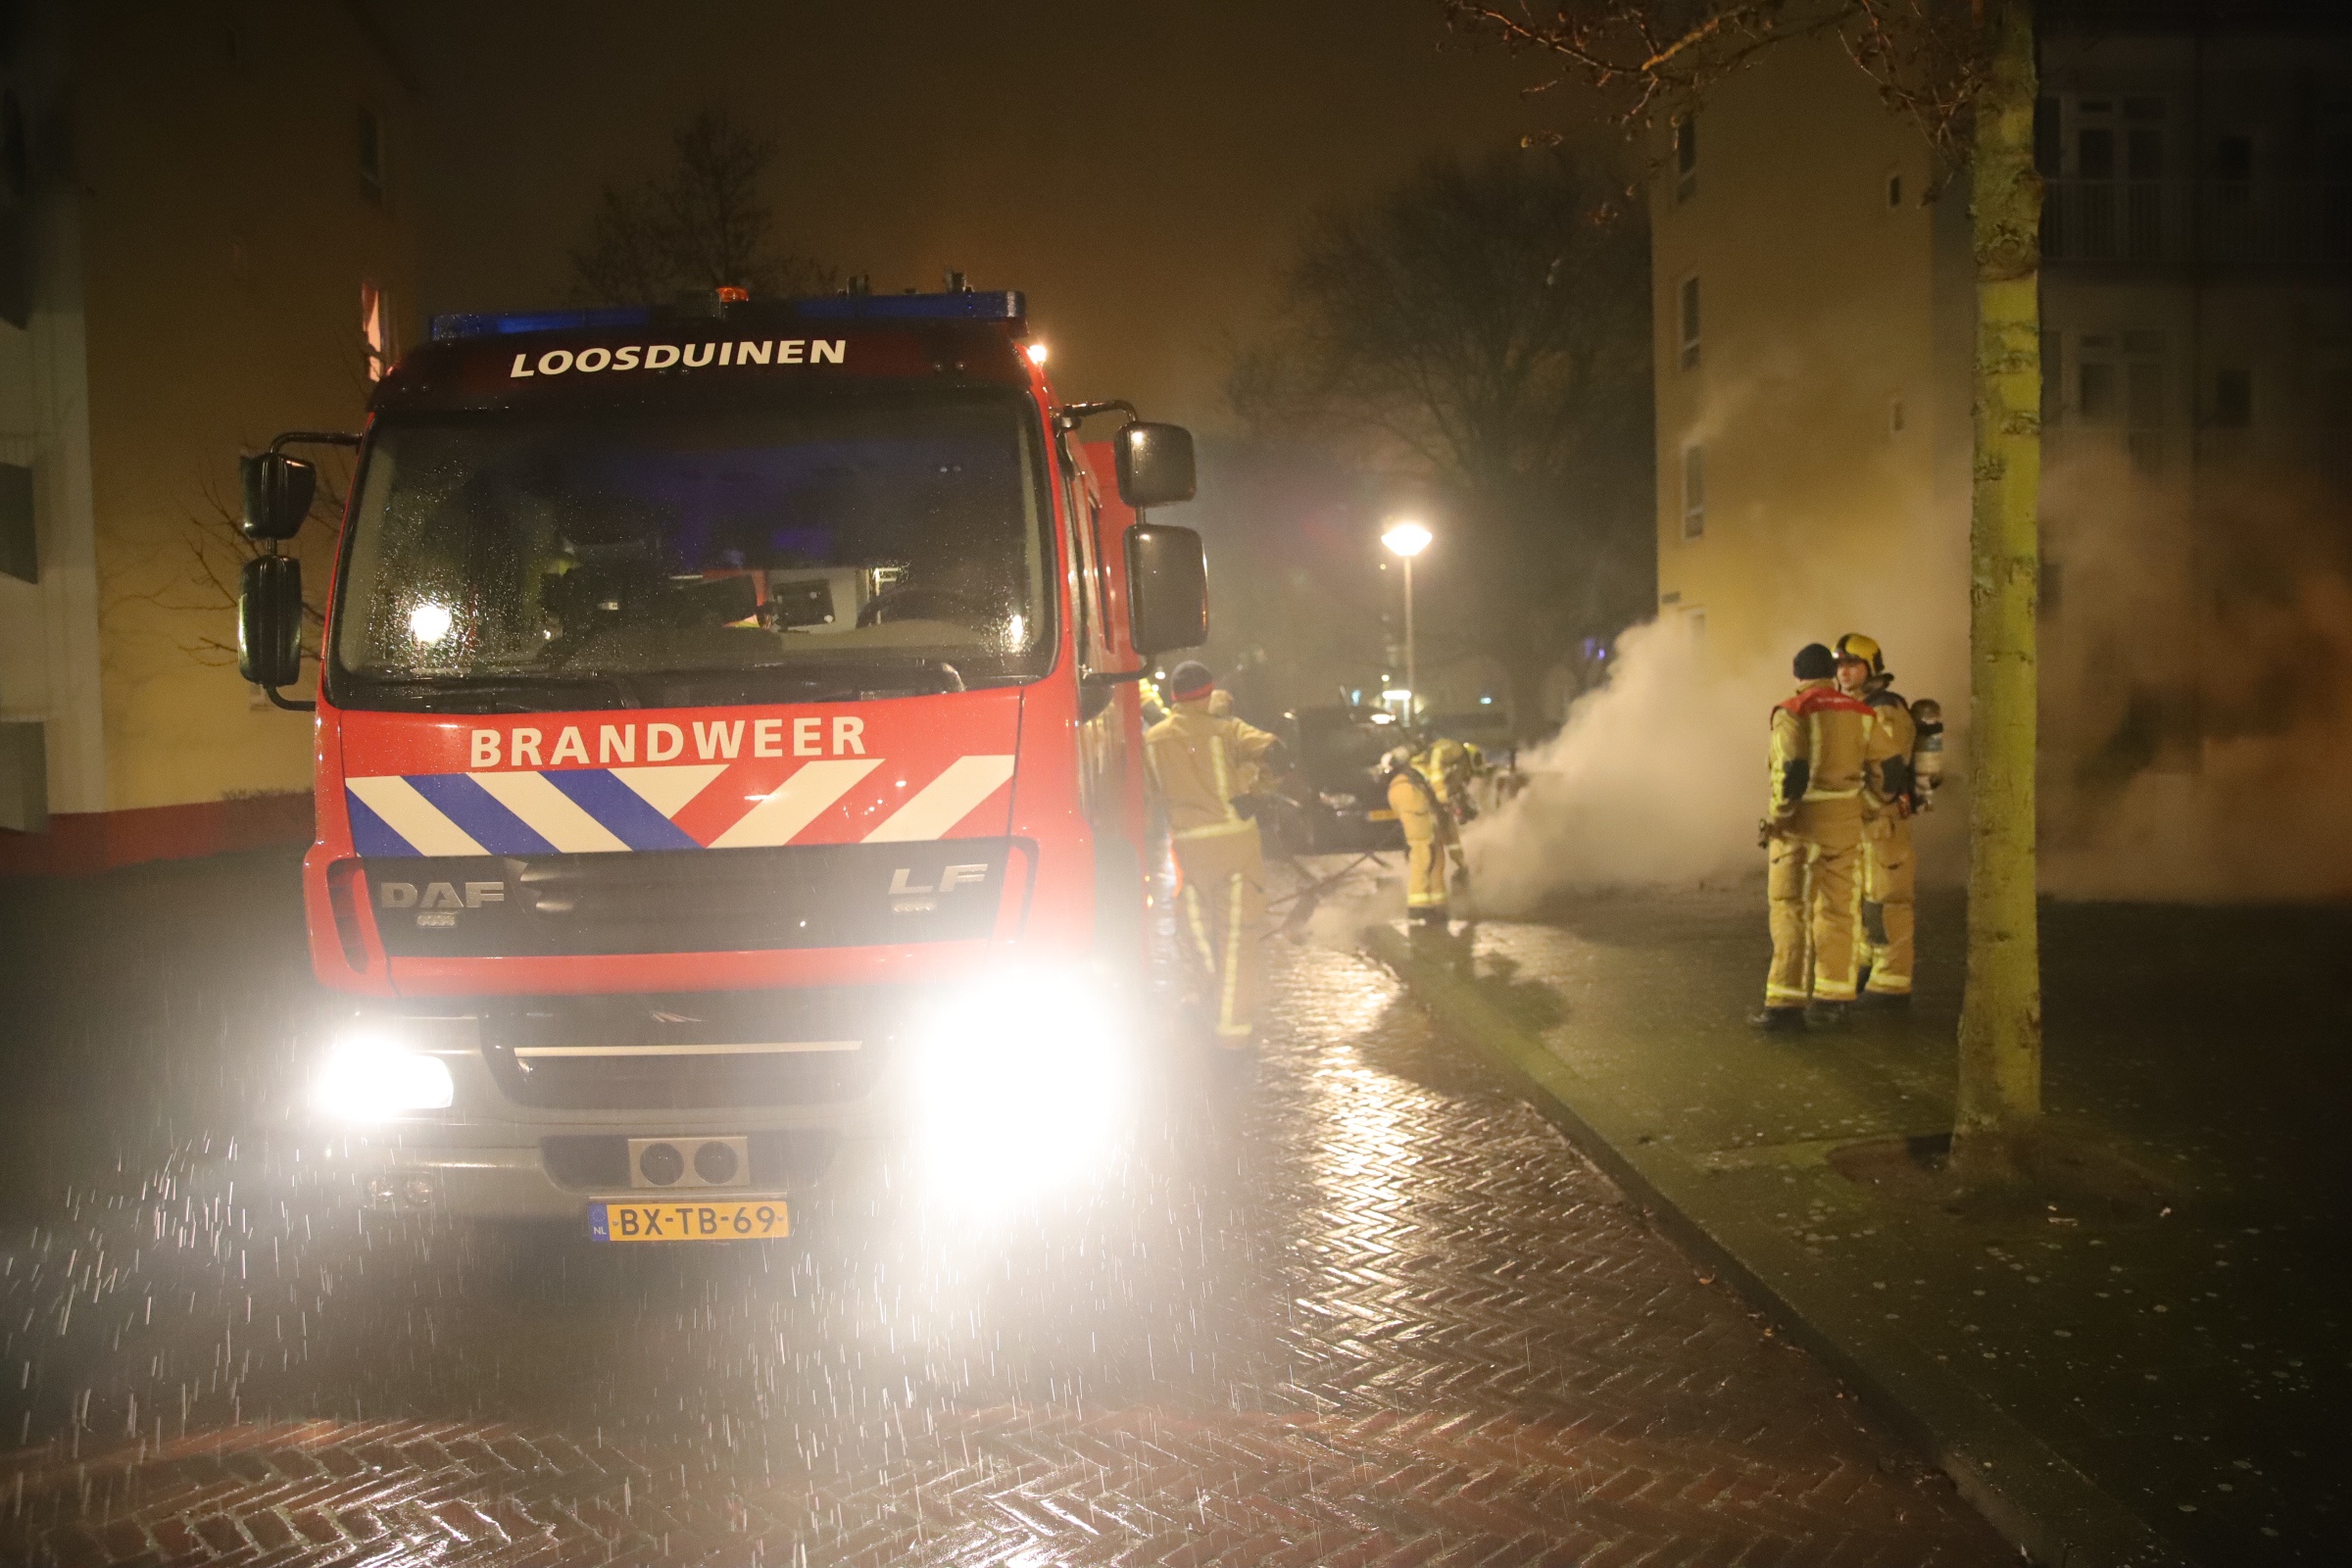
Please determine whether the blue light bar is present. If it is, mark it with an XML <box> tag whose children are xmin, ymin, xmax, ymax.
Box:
<box><xmin>796</xmin><ymin>290</ymin><xmax>1025</xmax><ymax>322</ymax></box>
<box><xmin>431</xmin><ymin>307</ymin><xmax>653</xmax><ymax>342</ymax></box>
<box><xmin>429</xmin><ymin>291</ymin><xmax>1026</xmax><ymax>343</ymax></box>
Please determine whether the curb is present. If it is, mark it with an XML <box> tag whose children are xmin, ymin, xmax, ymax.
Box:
<box><xmin>1362</xmin><ymin>922</ymin><xmax>2195</xmax><ymax>1568</ymax></box>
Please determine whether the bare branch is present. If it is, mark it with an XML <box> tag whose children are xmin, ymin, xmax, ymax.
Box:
<box><xmin>1441</xmin><ymin>0</ymin><xmax>1988</xmax><ymax>161</ymax></box>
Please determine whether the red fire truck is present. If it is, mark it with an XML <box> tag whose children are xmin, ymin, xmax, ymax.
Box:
<box><xmin>235</xmin><ymin>287</ymin><xmax>1206</xmax><ymax>1240</ymax></box>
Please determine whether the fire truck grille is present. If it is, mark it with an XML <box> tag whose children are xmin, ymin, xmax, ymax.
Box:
<box><xmin>478</xmin><ymin>989</ymin><xmax>903</xmax><ymax>1110</ymax></box>
<box><xmin>362</xmin><ymin>840</ymin><xmax>1014</xmax><ymax>958</ymax></box>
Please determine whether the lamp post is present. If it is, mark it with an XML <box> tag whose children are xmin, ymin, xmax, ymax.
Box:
<box><xmin>1382</xmin><ymin>519</ymin><xmax>1432</xmax><ymax>731</ymax></box>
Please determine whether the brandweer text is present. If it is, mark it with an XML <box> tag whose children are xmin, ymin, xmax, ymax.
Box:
<box><xmin>468</xmin><ymin>716</ymin><xmax>868</xmax><ymax>769</ymax></box>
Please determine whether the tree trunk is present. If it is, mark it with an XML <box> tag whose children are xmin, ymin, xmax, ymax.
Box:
<box><xmin>1954</xmin><ymin>0</ymin><xmax>2044</xmax><ymax>1168</ymax></box>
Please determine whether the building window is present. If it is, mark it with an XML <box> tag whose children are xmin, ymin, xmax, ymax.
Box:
<box><xmin>1680</xmin><ymin>443</ymin><xmax>1705</xmax><ymax>540</ymax></box>
<box><xmin>1888</xmin><ymin>397</ymin><xmax>1906</xmax><ymax>434</ymax></box>
<box><xmin>1886</xmin><ymin>171</ymin><xmax>1903</xmax><ymax>209</ymax></box>
<box><xmin>358</xmin><ymin>106</ymin><xmax>385</xmax><ymax>204</ymax></box>
<box><xmin>2124</xmin><ymin>332</ymin><xmax>2165</xmax><ymax>474</ymax></box>
<box><xmin>0</xmin><ymin>462</ymin><xmax>33</xmax><ymax>583</ymax></box>
<box><xmin>2215</xmin><ymin>133</ymin><xmax>2254</xmax><ymax>209</ymax></box>
<box><xmin>1674</xmin><ymin>115</ymin><xmax>1696</xmax><ymax>201</ymax></box>
<box><xmin>2213</xmin><ymin>368</ymin><xmax>2252</xmax><ymax>427</ymax></box>
<box><xmin>0</xmin><ymin>91</ymin><xmax>27</xmax><ymax>329</ymax></box>
<box><xmin>1678</xmin><ymin>274</ymin><xmax>1700</xmax><ymax>370</ymax></box>
<box><xmin>2079</xmin><ymin>347</ymin><xmax>2114</xmax><ymax>422</ymax></box>
<box><xmin>2050</xmin><ymin>95</ymin><xmax>2173</xmax><ymax>263</ymax></box>
<box><xmin>2062</xmin><ymin>96</ymin><xmax>2168</xmax><ymax>263</ymax></box>
<box><xmin>362</xmin><ymin>280</ymin><xmax>389</xmax><ymax>380</ymax></box>
<box><xmin>2076</xmin><ymin>329</ymin><xmax>2166</xmax><ymax>474</ymax></box>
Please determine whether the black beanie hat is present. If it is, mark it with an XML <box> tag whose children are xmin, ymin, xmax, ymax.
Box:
<box><xmin>1792</xmin><ymin>643</ymin><xmax>1837</xmax><ymax>680</ymax></box>
<box><xmin>1169</xmin><ymin>661</ymin><xmax>1215</xmax><ymax>701</ymax></box>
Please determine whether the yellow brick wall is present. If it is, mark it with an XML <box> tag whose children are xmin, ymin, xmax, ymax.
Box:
<box><xmin>76</xmin><ymin>0</ymin><xmax>416</xmax><ymax>810</ymax></box>
<box><xmin>1647</xmin><ymin>32</ymin><xmax>1970</xmax><ymax>706</ymax></box>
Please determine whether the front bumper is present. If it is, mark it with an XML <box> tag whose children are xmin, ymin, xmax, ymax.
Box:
<box><xmin>308</xmin><ymin>989</ymin><xmax>904</xmax><ymax>1222</ymax></box>
<box><xmin>330</xmin><ymin>1119</ymin><xmax>846</xmax><ymax>1224</ymax></box>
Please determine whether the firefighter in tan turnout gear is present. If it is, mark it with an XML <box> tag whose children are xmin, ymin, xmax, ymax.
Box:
<box><xmin>1417</xmin><ymin>737</ymin><xmax>1477</xmax><ymax>899</ymax></box>
<box><xmin>1754</xmin><ymin>643</ymin><xmax>1903</xmax><ymax>1030</ymax></box>
<box><xmin>1383</xmin><ymin>746</ymin><xmax>1451</xmax><ymax>927</ymax></box>
<box><xmin>1836</xmin><ymin>633</ymin><xmax>1933</xmax><ymax>1004</ymax></box>
<box><xmin>1146</xmin><ymin>662</ymin><xmax>1283</xmax><ymax>1046</ymax></box>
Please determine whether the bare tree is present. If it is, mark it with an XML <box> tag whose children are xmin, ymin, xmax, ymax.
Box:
<box><xmin>1444</xmin><ymin>0</ymin><xmax>2044</xmax><ymax>1172</ymax></box>
<box><xmin>153</xmin><ymin>466</ymin><xmax>348</xmax><ymax>671</ymax></box>
<box><xmin>1231</xmin><ymin>149</ymin><xmax>1654</xmax><ymax>739</ymax></box>
<box><xmin>569</xmin><ymin>109</ymin><xmax>833</xmax><ymax>304</ymax></box>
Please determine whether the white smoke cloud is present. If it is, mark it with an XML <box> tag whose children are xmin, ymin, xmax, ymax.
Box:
<box><xmin>2030</xmin><ymin>436</ymin><xmax>2352</xmax><ymax>901</ymax></box>
<box><xmin>1460</xmin><ymin>618</ymin><xmax>1771</xmax><ymax>913</ymax></box>
<box><xmin>1460</xmin><ymin>452</ymin><xmax>2352</xmax><ymax>910</ymax></box>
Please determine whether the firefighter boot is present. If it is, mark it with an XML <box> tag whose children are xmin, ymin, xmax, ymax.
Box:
<box><xmin>1749</xmin><ymin>1005</ymin><xmax>1806</xmax><ymax>1032</ymax></box>
<box><xmin>1861</xmin><ymin>815</ymin><xmax>1916</xmax><ymax>999</ymax></box>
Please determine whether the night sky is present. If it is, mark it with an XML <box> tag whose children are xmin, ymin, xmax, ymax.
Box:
<box><xmin>381</xmin><ymin>0</ymin><xmax>1560</xmax><ymax>431</ymax></box>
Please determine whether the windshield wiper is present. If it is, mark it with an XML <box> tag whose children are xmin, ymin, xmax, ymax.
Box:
<box><xmin>360</xmin><ymin>659</ymin><xmax>990</xmax><ymax>711</ymax></box>
<box><xmin>865</xmin><ymin>659</ymin><xmax>965</xmax><ymax>695</ymax></box>
<box><xmin>726</xmin><ymin>658</ymin><xmax>969</xmax><ymax>702</ymax></box>
<box><xmin>359</xmin><ymin>672</ymin><xmax>640</xmax><ymax>711</ymax></box>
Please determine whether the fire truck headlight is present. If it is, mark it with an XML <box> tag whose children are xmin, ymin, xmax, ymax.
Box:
<box><xmin>908</xmin><ymin>970</ymin><xmax>1130</xmax><ymax>1200</ymax></box>
<box><xmin>314</xmin><ymin>1031</ymin><xmax>456</xmax><ymax>1118</ymax></box>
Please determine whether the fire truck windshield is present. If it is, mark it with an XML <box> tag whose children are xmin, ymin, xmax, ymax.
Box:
<box><xmin>330</xmin><ymin>388</ymin><xmax>1052</xmax><ymax>710</ymax></box>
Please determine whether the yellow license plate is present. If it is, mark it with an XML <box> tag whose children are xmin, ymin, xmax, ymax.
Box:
<box><xmin>588</xmin><ymin>1196</ymin><xmax>789</xmax><ymax>1243</ymax></box>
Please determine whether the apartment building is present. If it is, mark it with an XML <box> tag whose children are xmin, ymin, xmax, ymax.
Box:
<box><xmin>0</xmin><ymin>0</ymin><xmax>416</xmax><ymax>873</ymax></box>
<box><xmin>1648</xmin><ymin>1</ymin><xmax>2352</xmax><ymax>862</ymax></box>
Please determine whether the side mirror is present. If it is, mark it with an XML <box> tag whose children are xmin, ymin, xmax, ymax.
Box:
<box><xmin>240</xmin><ymin>452</ymin><xmax>317</xmax><ymax>542</ymax></box>
<box><xmin>1125</xmin><ymin>523</ymin><xmax>1207</xmax><ymax>655</ymax></box>
<box><xmin>238</xmin><ymin>555</ymin><xmax>306</xmax><ymax>690</ymax></box>
<box><xmin>1114</xmin><ymin>421</ymin><xmax>1196</xmax><ymax>510</ymax></box>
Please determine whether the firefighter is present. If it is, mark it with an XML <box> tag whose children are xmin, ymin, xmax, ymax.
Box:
<box><xmin>1754</xmin><ymin>642</ymin><xmax>1887</xmax><ymax>1030</ymax></box>
<box><xmin>1419</xmin><ymin>737</ymin><xmax>1476</xmax><ymax>894</ymax></box>
<box><xmin>1382</xmin><ymin>745</ymin><xmax>1449</xmax><ymax>926</ymax></box>
<box><xmin>1836</xmin><ymin>632</ymin><xmax>1922</xmax><ymax>1004</ymax></box>
<box><xmin>1145</xmin><ymin>662</ymin><xmax>1282</xmax><ymax>1047</ymax></box>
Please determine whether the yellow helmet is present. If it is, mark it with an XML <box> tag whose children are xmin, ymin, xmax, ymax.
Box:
<box><xmin>1835</xmin><ymin>632</ymin><xmax>1885</xmax><ymax>677</ymax></box>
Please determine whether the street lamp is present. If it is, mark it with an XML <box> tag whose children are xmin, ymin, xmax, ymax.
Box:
<box><xmin>1382</xmin><ymin>519</ymin><xmax>1432</xmax><ymax>731</ymax></box>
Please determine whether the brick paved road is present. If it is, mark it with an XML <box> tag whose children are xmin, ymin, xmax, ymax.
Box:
<box><xmin>0</xmin><ymin>867</ymin><xmax>2007</xmax><ymax>1564</ymax></box>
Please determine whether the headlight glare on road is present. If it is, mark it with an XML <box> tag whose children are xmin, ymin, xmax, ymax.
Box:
<box><xmin>313</xmin><ymin>1030</ymin><xmax>455</xmax><ymax>1118</ymax></box>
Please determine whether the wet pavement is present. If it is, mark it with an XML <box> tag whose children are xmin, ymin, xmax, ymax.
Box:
<box><xmin>1385</xmin><ymin>887</ymin><xmax>2352</xmax><ymax>1567</ymax></box>
<box><xmin>0</xmin><ymin>850</ymin><xmax>2008</xmax><ymax>1565</ymax></box>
